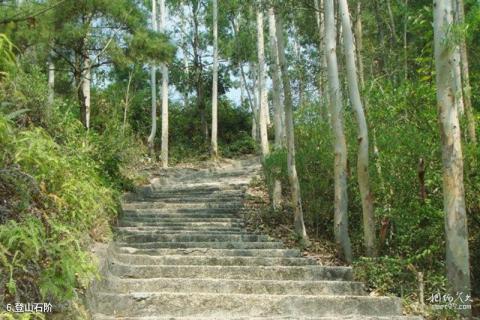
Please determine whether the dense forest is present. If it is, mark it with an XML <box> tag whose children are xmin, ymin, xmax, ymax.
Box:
<box><xmin>0</xmin><ymin>0</ymin><xmax>479</xmax><ymax>319</ymax></box>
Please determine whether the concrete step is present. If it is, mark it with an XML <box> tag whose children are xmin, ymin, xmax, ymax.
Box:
<box><xmin>124</xmin><ymin>196</ymin><xmax>244</xmax><ymax>204</ymax></box>
<box><xmin>93</xmin><ymin>315</ymin><xmax>422</xmax><ymax>320</ymax></box>
<box><xmin>119</xmin><ymin>216</ymin><xmax>244</xmax><ymax>223</ymax></box>
<box><xmin>111</xmin><ymin>254</ymin><xmax>317</xmax><ymax>266</ymax></box>
<box><xmin>99</xmin><ymin>277</ymin><xmax>366</xmax><ymax>296</ymax></box>
<box><xmin>120</xmin><ymin>210</ymin><xmax>242</xmax><ymax>219</ymax></box>
<box><xmin>114</xmin><ymin>241</ymin><xmax>285</xmax><ymax>250</ymax></box>
<box><xmin>108</xmin><ymin>263</ymin><xmax>353</xmax><ymax>281</ymax></box>
<box><xmin>90</xmin><ymin>293</ymin><xmax>401</xmax><ymax>318</ymax></box>
<box><xmin>117</xmin><ymin>221</ymin><xmax>244</xmax><ymax>228</ymax></box>
<box><xmin>114</xmin><ymin>247</ymin><xmax>303</xmax><ymax>257</ymax></box>
<box><xmin>120</xmin><ymin>213</ymin><xmax>243</xmax><ymax>221</ymax></box>
<box><xmin>115</xmin><ymin>226</ymin><xmax>243</xmax><ymax>233</ymax></box>
<box><xmin>132</xmin><ymin>193</ymin><xmax>245</xmax><ymax>201</ymax></box>
<box><xmin>149</xmin><ymin>181</ymin><xmax>250</xmax><ymax>192</ymax></box>
<box><xmin>122</xmin><ymin>202</ymin><xmax>243</xmax><ymax>210</ymax></box>
<box><xmin>115</xmin><ymin>233</ymin><xmax>271</xmax><ymax>243</ymax></box>
<box><xmin>123</xmin><ymin>207</ymin><xmax>241</xmax><ymax>214</ymax></box>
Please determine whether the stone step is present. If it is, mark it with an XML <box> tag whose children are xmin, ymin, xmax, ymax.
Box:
<box><xmin>111</xmin><ymin>254</ymin><xmax>317</xmax><ymax>266</ymax></box>
<box><xmin>108</xmin><ymin>263</ymin><xmax>353</xmax><ymax>281</ymax></box>
<box><xmin>120</xmin><ymin>211</ymin><xmax>242</xmax><ymax>219</ymax></box>
<box><xmin>114</xmin><ymin>241</ymin><xmax>285</xmax><ymax>250</ymax></box>
<box><xmin>114</xmin><ymin>247</ymin><xmax>303</xmax><ymax>257</ymax></box>
<box><xmin>115</xmin><ymin>226</ymin><xmax>243</xmax><ymax>233</ymax></box>
<box><xmin>136</xmin><ymin>192</ymin><xmax>245</xmax><ymax>200</ymax></box>
<box><xmin>122</xmin><ymin>202</ymin><xmax>242</xmax><ymax>210</ymax></box>
<box><xmin>119</xmin><ymin>217</ymin><xmax>244</xmax><ymax>223</ymax></box>
<box><xmin>123</xmin><ymin>207</ymin><xmax>241</xmax><ymax>213</ymax></box>
<box><xmin>150</xmin><ymin>181</ymin><xmax>250</xmax><ymax>191</ymax></box>
<box><xmin>117</xmin><ymin>221</ymin><xmax>244</xmax><ymax>228</ymax></box>
<box><xmin>93</xmin><ymin>315</ymin><xmax>422</xmax><ymax>320</ymax></box>
<box><xmin>115</xmin><ymin>233</ymin><xmax>271</xmax><ymax>243</ymax></box>
<box><xmin>100</xmin><ymin>277</ymin><xmax>366</xmax><ymax>296</ymax></box>
<box><xmin>120</xmin><ymin>212</ymin><xmax>243</xmax><ymax>220</ymax></box>
<box><xmin>124</xmin><ymin>196</ymin><xmax>244</xmax><ymax>204</ymax></box>
<box><xmin>131</xmin><ymin>187</ymin><xmax>244</xmax><ymax>195</ymax></box>
<box><xmin>90</xmin><ymin>293</ymin><xmax>401</xmax><ymax>318</ymax></box>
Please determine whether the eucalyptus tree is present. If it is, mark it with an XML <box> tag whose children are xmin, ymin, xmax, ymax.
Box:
<box><xmin>433</xmin><ymin>0</ymin><xmax>471</xmax><ymax>315</ymax></box>
<box><xmin>160</xmin><ymin>0</ymin><xmax>169</xmax><ymax>167</ymax></box>
<box><xmin>338</xmin><ymin>0</ymin><xmax>376</xmax><ymax>257</ymax></box>
<box><xmin>148</xmin><ymin>0</ymin><xmax>159</xmax><ymax>154</ymax></box>
<box><xmin>267</xmin><ymin>6</ymin><xmax>284</xmax><ymax>210</ymax></box>
<box><xmin>211</xmin><ymin>0</ymin><xmax>219</xmax><ymax>159</ymax></box>
<box><xmin>455</xmin><ymin>0</ymin><xmax>477</xmax><ymax>145</ymax></box>
<box><xmin>274</xmin><ymin>7</ymin><xmax>308</xmax><ymax>241</ymax></box>
<box><xmin>324</xmin><ymin>0</ymin><xmax>352</xmax><ymax>263</ymax></box>
<box><xmin>256</xmin><ymin>3</ymin><xmax>269</xmax><ymax>158</ymax></box>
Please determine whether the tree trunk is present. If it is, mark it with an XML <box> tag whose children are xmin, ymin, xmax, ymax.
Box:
<box><xmin>47</xmin><ymin>56</ymin><xmax>55</xmax><ymax>109</ymax></box>
<box><xmin>239</xmin><ymin>63</ymin><xmax>259</xmax><ymax>142</ymax></box>
<box><xmin>339</xmin><ymin>0</ymin><xmax>376</xmax><ymax>257</ymax></box>
<box><xmin>403</xmin><ymin>0</ymin><xmax>408</xmax><ymax>81</ymax></box>
<box><xmin>159</xmin><ymin>0</ymin><xmax>169</xmax><ymax>168</ymax></box>
<box><xmin>256</xmin><ymin>8</ymin><xmax>270</xmax><ymax>159</ymax></box>
<box><xmin>123</xmin><ymin>71</ymin><xmax>133</xmax><ymax>134</ymax></box>
<box><xmin>211</xmin><ymin>0</ymin><xmax>219</xmax><ymax>160</ymax></box>
<box><xmin>81</xmin><ymin>55</ymin><xmax>91</xmax><ymax>130</ymax></box>
<box><xmin>452</xmin><ymin>42</ymin><xmax>465</xmax><ymax>116</ymax></box>
<box><xmin>250</xmin><ymin>62</ymin><xmax>260</xmax><ymax>142</ymax></box>
<box><xmin>433</xmin><ymin>0</ymin><xmax>471</xmax><ymax>315</ymax></box>
<box><xmin>192</xmin><ymin>1</ymin><xmax>208</xmax><ymax>144</ymax></box>
<box><xmin>275</xmin><ymin>10</ymin><xmax>308</xmax><ymax>241</ymax></box>
<box><xmin>268</xmin><ymin>8</ymin><xmax>284</xmax><ymax>149</ymax></box>
<box><xmin>455</xmin><ymin>0</ymin><xmax>477</xmax><ymax>145</ymax></box>
<box><xmin>354</xmin><ymin>1</ymin><xmax>365</xmax><ymax>90</ymax></box>
<box><xmin>147</xmin><ymin>0</ymin><xmax>158</xmax><ymax>156</ymax></box>
<box><xmin>324</xmin><ymin>0</ymin><xmax>352</xmax><ymax>264</ymax></box>
<box><xmin>268</xmin><ymin>6</ymin><xmax>284</xmax><ymax>210</ymax></box>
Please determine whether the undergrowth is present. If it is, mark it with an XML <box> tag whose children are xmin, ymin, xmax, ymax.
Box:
<box><xmin>0</xmin><ymin>66</ymin><xmax>146</xmax><ymax>317</ymax></box>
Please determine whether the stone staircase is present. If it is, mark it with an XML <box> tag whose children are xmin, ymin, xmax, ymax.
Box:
<box><xmin>87</xmin><ymin>158</ymin><xmax>421</xmax><ymax>320</ymax></box>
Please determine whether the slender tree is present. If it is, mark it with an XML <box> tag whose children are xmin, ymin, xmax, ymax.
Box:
<box><xmin>324</xmin><ymin>0</ymin><xmax>352</xmax><ymax>263</ymax></box>
<box><xmin>338</xmin><ymin>0</ymin><xmax>376</xmax><ymax>257</ymax></box>
<box><xmin>275</xmin><ymin>9</ymin><xmax>308</xmax><ymax>240</ymax></box>
<box><xmin>433</xmin><ymin>0</ymin><xmax>471</xmax><ymax>315</ymax></box>
<box><xmin>455</xmin><ymin>0</ymin><xmax>477</xmax><ymax>145</ymax></box>
<box><xmin>256</xmin><ymin>6</ymin><xmax>270</xmax><ymax>158</ymax></box>
<box><xmin>211</xmin><ymin>0</ymin><xmax>219</xmax><ymax>160</ymax></box>
<box><xmin>160</xmin><ymin>0</ymin><xmax>169</xmax><ymax>167</ymax></box>
<box><xmin>147</xmin><ymin>0</ymin><xmax>158</xmax><ymax>156</ymax></box>
<box><xmin>47</xmin><ymin>54</ymin><xmax>55</xmax><ymax>108</ymax></box>
<box><xmin>81</xmin><ymin>52</ymin><xmax>91</xmax><ymax>129</ymax></box>
<box><xmin>268</xmin><ymin>6</ymin><xmax>284</xmax><ymax>210</ymax></box>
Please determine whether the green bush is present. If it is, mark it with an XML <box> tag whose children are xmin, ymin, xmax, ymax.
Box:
<box><xmin>263</xmin><ymin>80</ymin><xmax>480</xmax><ymax>300</ymax></box>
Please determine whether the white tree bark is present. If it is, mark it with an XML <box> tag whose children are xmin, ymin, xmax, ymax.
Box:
<box><xmin>47</xmin><ymin>57</ymin><xmax>55</xmax><ymax>108</ymax></box>
<box><xmin>268</xmin><ymin>7</ymin><xmax>284</xmax><ymax>210</ymax></box>
<box><xmin>339</xmin><ymin>0</ymin><xmax>376</xmax><ymax>257</ymax></box>
<box><xmin>82</xmin><ymin>55</ymin><xmax>91</xmax><ymax>130</ymax></box>
<box><xmin>160</xmin><ymin>0</ymin><xmax>169</xmax><ymax>167</ymax></box>
<box><xmin>455</xmin><ymin>0</ymin><xmax>477</xmax><ymax>145</ymax></box>
<box><xmin>275</xmin><ymin>10</ymin><xmax>308</xmax><ymax>240</ymax></box>
<box><xmin>433</xmin><ymin>0</ymin><xmax>471</xmax><ymax>315</ymax></box>
<box><xmin>452</xmin><ymin>43</ymin><xmax>465</xmax><ymax>115</ymax></box>
<box><xmin>325</xmin><ymin>0</ymin><xmax>352</xmax><ymax>264</ymax></box>
<box><xmin>123</xmin><ymin>71</ymin><xmax>133</xmax><ymax>133</ymax></box>
<box><xmin>268</xmin><ymin>7</ymin><xmax>284</xmax><ymax>149</ymax></box>
<box><xmin>147</xmin><ymin>0</ymin><xmax>158</xmax><ymax>156</ymax></box>
<box><xmin>211</xmin><ymin>0</ymin><xmax>219</xmax><ymax>160</ymax></box>
<box><xmin>250</xmin><ymin>62</ymin><xmax>259</xmax><ymax>142</ymax></box>
<box><xmin>256</xmin><ymin>8</ymin><xmax>270</xmax><ymax>158</ymax></box>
